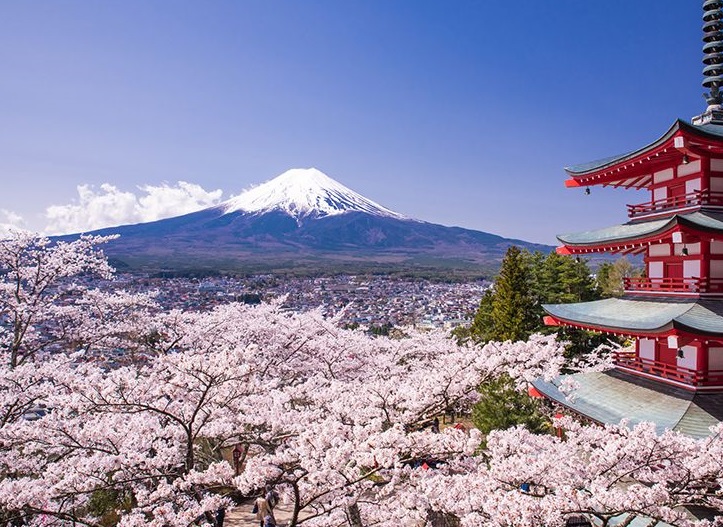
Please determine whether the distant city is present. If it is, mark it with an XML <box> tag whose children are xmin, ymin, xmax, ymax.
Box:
<box><xmin>114</xmin><ymin>273</ymin><xmax>489</xmax><ymax>330</ymax></box>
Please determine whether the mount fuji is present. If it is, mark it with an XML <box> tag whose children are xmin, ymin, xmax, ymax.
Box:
<box><xmin>223</xmin><ymin>168</ymin><xmax>405</xmax><ymax>221</ymax></box>
<box><xmin>82</xmin><ymin>168</ymin><xmax>552</xmax><ymax>276</ymax></box>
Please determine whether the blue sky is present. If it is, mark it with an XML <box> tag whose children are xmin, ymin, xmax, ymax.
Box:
<box><xmin>0</xmin><ymin>1</ymin><xmax>705</xmax><ymax>244</ymax></box>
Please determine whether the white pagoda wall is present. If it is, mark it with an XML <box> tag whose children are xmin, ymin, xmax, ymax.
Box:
<box><xmin>677</xmin><ymin>345</ymin><xmax>697</xmax><ymax>370</ymax></box>
<box><xmin>709</xmin><ymin>347</ymin><xmax>723</xmax><ymax>372</ymax></box>
<box><xmin>711</xmin><ymin>260</ymin><xmax>723</xmax><ymax>279</ymax></box>
<box><xmin>638</xmin><ymin>338</ymin><xmax>655</xmax><ymax>360</ymax></box>
<box><xmin>678</xmin><ymin>161</ymin><xmax>701</xmax><ymax>177</ymax></box>
<box><xmin>711</xmin><ymin>158</ymin><xmax>723</xmax><ymax>193</ymax></box>
<box><xmin>684</xmin><ymin>259</ymin><xmax>701</xmax><ymax>279</ymax></box>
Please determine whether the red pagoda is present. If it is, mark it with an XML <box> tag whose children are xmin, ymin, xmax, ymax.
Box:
<box><xmin>535</xmin><ymin>0</ymin><xmax>723</xmax><ymax>437</ymax></box>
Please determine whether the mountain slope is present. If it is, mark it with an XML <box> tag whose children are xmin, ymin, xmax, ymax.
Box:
<box><xmin>77</xmin><ymin>168</ymin><xmax>553</xmax><ymax>276</ymax></box>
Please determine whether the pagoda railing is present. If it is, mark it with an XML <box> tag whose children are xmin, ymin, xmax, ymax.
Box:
<box><xmin>627</xmin><ymin>189</ymin><xmax>723</xmax><ymax>218</ymax></box>
<box><xmin>613</xmin><ymin>350</ymin><xmax>723</xmax><ymax>387</ymax></box>
<box><xmin>623</xmin><ymin>276</ymin><xmax>723</xmax><ymax>295</ymax></box>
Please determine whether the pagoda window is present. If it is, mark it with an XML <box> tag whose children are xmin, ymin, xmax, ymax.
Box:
<box><xmin>682</xmin><ymin>242</ymin><xmax>701</xmax><ymax>256</ymax></box>
<box><xmin>653</xmin><ymin>168</ymin><xmax>674</xmax><ymax>184</ymax></box>
<box><xmin>711</xmin><ymin>175</ymin><xmax>723</xmax><ymax>192</ymax></box>
<box><xmin>711</xmin><ymin>240</ymin><xmax>723</xmax><ymax>254</ymax></box>
<box><xmin>711</xmin><ymin>259</ymin><xmax>723</xmax><ymax>279</ymax></box>
<box><xmin>652</xmin><ymin>186</ymin><xmax>667</xmax><ymax>204</ymax></box>
<box><xmin>685</xmin><ymin>178</ymin><xmax>702</xmax><ymax>195</ymax></box>
<box><xmin>683</xmin><ymin>259</ymin><xmax>701</xmax><ymax>280</ymax></box>
<box><xmin>710</xmin><ymin>158</ymin><xmax>723</xmax><ymax>172</ymax></box>
<box><xmin>709</xmin><ymin>347</ymin><xmax>723</xmax><ymax>372</ymax></box>
<box><xmin>678</xmin><ymin>160</ymin><xmax>701</xmax><ymax>177</ymax></box>
<box><xmin>648</xmin><ymin>261</ymin><xmax>664</xmax><ymax>280</ymax></box>
<box><xmin>638</xmin><ymin>338</ymin><xmax>656</xmax><ymax>361</ymax></box>
<box><xmin>648</xmin><ymin>245</ymin><xmax>671</xmax><ymax>257</ymax></box>
<box><xmin>678</xmin><ymin>344</ymin><xmax>698</xmax><ymax>370</ymax></box>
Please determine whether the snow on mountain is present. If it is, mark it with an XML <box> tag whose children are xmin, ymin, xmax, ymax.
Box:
<box><xmin>222</xmin><ymin>168</ymin><xmax>406</xmax><ymax>220</ymax></box>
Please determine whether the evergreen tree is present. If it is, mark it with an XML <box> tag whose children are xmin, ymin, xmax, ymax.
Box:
<box><xmin>467</xmin><ymin>288</ymin><xmax>494</xmax><ymax>343</ymax></box>
<box><xmin>536</xmin><ymin>253</ymin><xmax>609</xmax><ymax>358</ymax></box>
<box><xmin>471</xmin><ymin>374</ymin><xmax>550</xmax><ymax>436</ymax></box>
<box><xmin>488</xmin><ymin>246</ymin><xmax>537</xmax><ymax>342</ymax></box>
<box><xmin>468</xmin><ymin>248</ymin><xmax>603</xmax><ymax>347</ymax></box>
<box><xmin>596</xmin><ymin>257</ymin><xmax>639</xmax><ymax>298</ymax></box>
<box><xmin>540</xmin><ymin>252</ymin><xmax>599</xmax><ymax>305</ymax></box>
<box><xmin>468</xmin><ymin>249</ymin><xmax>607</xmax><ymax>351</ymax></box>
<box><xmin>466</xmin><ymin>249</ymin><xmax>609</xmax><ymax>432</ymax></box>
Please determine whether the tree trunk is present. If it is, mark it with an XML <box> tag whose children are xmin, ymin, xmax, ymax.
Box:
<box><xmin>288</xmin><ymin>482</ymin><xmax>301</xmax><ymax>527</ymax></box>
<box><xmin>345</xmin><ymin>503</ymin><xmax>363</xmax><ymax>527</ymax></box>
<box><xmin>184</xmin><ymin>431</ymin><xmax>194</xmax><ymax>473</ymax></box>
<box><xmin>426</xmin><ymin>509</ymin><xmax>460</xmax><ymax>527</ymax></box>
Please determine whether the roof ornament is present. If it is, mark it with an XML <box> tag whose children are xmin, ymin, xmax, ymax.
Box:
<box><xmin>694</xmin><ymin>0</ymin><xmax>723</xmax><ymax>125</ymax></box>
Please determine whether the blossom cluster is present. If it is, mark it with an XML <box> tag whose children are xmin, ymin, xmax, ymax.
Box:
<box><xmin>0</xmin><ymin>232</ymin><xmax>721</xmax><ymax>527</ymax></box>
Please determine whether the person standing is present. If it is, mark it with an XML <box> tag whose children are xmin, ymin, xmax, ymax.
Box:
<box><xmin>215</xmin><ymin>507</ymin><xmax>225</xmax><ymax>527</ymax></box>
<box><xmin>265</xmin><ymin>484</ymin><xmax>279</xmax><ymax>509</ymax></box>
<box><xmin>254</xmin><ymin>496</ymin><xmax>274</xmax><ymax>527</ymax></box>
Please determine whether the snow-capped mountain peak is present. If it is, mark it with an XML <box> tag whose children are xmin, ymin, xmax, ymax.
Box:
<box><xmin>222</xmin><ymin>168</ymin><xmax>406</xmax><ymax>220</ymax></box>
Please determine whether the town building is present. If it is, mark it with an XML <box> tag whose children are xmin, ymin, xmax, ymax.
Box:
<box><xmin>535</xmin><ymin>0</ymin><xmax>723</xmax><ymax>438</ymax></box>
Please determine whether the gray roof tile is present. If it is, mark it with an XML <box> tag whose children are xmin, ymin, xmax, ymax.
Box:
<box><xmin>533</xmin><ymin>370</ymin><xmax>723</xmax><ymax>438</ymax></box>
<box><xmin>558</xmin><ymin>211</ymin><xmax>723</xmax><ymax>246</ymax></box>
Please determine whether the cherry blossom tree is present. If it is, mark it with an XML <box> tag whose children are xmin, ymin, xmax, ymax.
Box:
<box><xmin>0</xmin><ymin>232</ymin><xmax>121</xmax><ymax>368</ymax></box>
<box><xmin>412</xmin><ymin>417</ymin><xmax>723</xmax><ymax>527</ymax></box>
<box><xmin>0</xmin><ymin>302</ymin><xmax>721</xmax><ymax>526</ymax></box>
<box><xmin>0</xmin><ymin>233</ymin><xmax>722</xmax><ymax>527</ymax></box>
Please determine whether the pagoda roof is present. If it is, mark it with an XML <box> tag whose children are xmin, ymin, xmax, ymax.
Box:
<box><xmin>542</xmin><ymin>297</ymin><xmax>723</xmax><ymax>336</ymax></box>
<box><xmin>557</xmin><ymin>210</ymin><xmax>723</xmax><ymax>250</ymax></box>
<box><xmin>564</xmin><ymin>119</ymin><xmax>723</xmax><ymax>188</ymax></box>
<box><xmin>532</xmin><ymin>369</ymin><xmax>723</xmax><ymax>438</ymax></box>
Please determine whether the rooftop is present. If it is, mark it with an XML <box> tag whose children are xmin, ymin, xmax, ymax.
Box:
<box><xmin>533</xmin><ymin>369</ymin><xmax>723</xmax><ymax>438</ymax></box>
<box><xmin>542</xmin><ymin>297</ymin><xmax>723</xmax><ymax>336</ymax></box>
<box><xmin>557</xmin><ymin>210</ymin><xmax>723</xmax><ymax>248</ymax></box>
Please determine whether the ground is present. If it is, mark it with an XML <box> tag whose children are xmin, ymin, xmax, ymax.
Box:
<box><xmin>225</xmin><ymin>498</ymin><xmax>300</xmax><ymax>527</ymax></box>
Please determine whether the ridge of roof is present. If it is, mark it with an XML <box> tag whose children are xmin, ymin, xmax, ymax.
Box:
<box><xmin>557</xmin><ymin>210</ymin><xmax>723</xmax><ymax>247</ymax></box>
<box><xmin>532</xmin><ymin>370</ymin><xmax>723</xmax><ymax>438</ymax></box>
<box><xmin>564</xmin><ymin>119</ymin><xmax>723</xmax><ymax>176</ymax></box>
<box><xmin>564</xmin><ymin>120</ymin><xmax>684</xmax><ymax>176</ymax></box>
<box><xmin>542</xmin><ymin>296</ymin><xmax>714</xmax><ymax>334</ymax></box>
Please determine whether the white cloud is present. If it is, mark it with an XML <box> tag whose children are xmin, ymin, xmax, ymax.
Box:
<box><xmin>0</xmin><ymin>209</ymin><xmax>28</xmax><ymax>238</ymax></box>
<box><xmin>43</xmin><ymin>182</ymin><xmax>224</xmax><ymax>235</ymax></box>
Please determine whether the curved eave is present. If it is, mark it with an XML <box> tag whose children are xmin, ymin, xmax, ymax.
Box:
<box><xmin>556</xmin><ymin>211</ymin><xmax>723</xmax><ymax>253</ymax></box>
<box><xmin>532</xmin><ymin>370</ymin><xmax>723</xmax><ymax>438</ymax></box>
<box><xmin>563</xmin><ymin>120</ymin><xmax>723</xmax><ymax>188</ymax></box>
<box><xmin>542</xmin><ymin>297</ymin><xmax>723</xmax><ymax>337</ymax></box>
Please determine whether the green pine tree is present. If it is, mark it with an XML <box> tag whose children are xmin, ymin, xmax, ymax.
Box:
<box><xmin>596</xmin><ymin>257</ymin><xmax>640</xmax><ymax>298</ymax></box>
<box><xmin>467</xmin><ymin>288</ymin><xmax>494</xmax><ymax>343</ymax></box>
<box><xmin>471</xmin><ymin>374</ymin><xmax>550</xmax><ymax>436</ymax></box>
<box><xmin>488</xmin><ymin>246</ymin><xmax>537</xmax><ymax>342</ymax></box>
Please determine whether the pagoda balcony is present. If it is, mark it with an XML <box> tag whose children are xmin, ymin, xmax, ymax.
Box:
<box><xmin>623</xmin><ymin>276</ymin><xmax>723</xmax><ymax>295</ymax></box>
<box><xmin>626</xmin><ymin>189</ymin><xmax>723</xmax><ymax>219</ymax></box>
<box><xmin>613</xmin><ymin>350</ymin><xmax>723</xmax><ymax>388</ymax></box>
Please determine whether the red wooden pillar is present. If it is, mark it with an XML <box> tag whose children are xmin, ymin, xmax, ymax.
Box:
<box><xmin>697</xmin><ymin>342</ymin><xmax>709</xmax><ymax>385</ymax></box>
<box><xmin>701</xmin><ymin>239</ymin><xmax>711</xmax><ymax>292</ymax></box>
<box><xmin>701</xmin><ymin>155</ymin><xmax>711</xmax><ymax>197</ymax></box>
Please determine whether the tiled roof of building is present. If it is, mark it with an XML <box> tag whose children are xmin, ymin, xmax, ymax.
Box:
<box><xmin>532</xmin><ymin>369</ymin><xmax>723</xmax><ymax>438</ymax></box>
<box><xmin>558</xmin><ymin>211</ymin><xmax>723</xmax><ymax>247</ymax></box>
<box><xmin>565</xmin><ymin>119</ymin><xmax>723</xmax><ymax>175</ymax></box>
<box><xmin>542</xmin><ymin>297</ymin><xmax>723</xmax><ymax>335</ymax></box>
